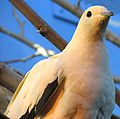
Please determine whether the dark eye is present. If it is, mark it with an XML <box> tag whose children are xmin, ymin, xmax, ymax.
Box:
<box><xmin>87</xmin><ymin>11</ymin><xmax>92</xmax><ymax>17</ymax></box>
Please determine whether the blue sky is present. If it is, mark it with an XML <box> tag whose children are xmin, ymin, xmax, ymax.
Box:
<box><xmin>0</xmin><ymin>0</ymin><xmax>120</xmax><ymax>116</ymax></box>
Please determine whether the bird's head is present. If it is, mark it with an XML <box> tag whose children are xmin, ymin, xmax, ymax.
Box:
<box><xmin>79</xmin><ymin>6</ymin><xmax>114</xmax><ymax>38</ymax></box>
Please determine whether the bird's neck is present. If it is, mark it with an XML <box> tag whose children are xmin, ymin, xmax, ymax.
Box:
<box><xmin>64</xmin><ymin>22</ymin><xmax>103</xmax><ymax>53</ymax></box>
<box><xmin>62</xmin><ymin>23</ymin><xmax>109</xmax><ymax>70</ymax></box>
<box><xmin>66</xmin><ymin>21</ymin><xmax>103</xmax><ymax>49</ymax></box>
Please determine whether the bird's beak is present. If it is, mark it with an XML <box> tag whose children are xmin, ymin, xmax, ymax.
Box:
<box><xmin>102</xmin><ymin>11</ymin><xmax>114</xmax><ymax>17</ymax></box>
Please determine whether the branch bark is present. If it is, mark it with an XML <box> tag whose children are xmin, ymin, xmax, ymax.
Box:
<box><xmin>0</xmin><ymin>64</ymin><xmax>22</xmax><ymax>93</ymax></box>
<box><xmin>52</xmin><ymin>0</ymin><xmax>120</xmax><ymax>48</ymax></box>
<box><xmin>9</xmin><ymin>0</ymin><xmax>67</xmax><ymax>51</ymax></box>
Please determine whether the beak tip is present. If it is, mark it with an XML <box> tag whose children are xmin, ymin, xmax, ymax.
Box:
<box><xmin>109</xmin><ymin>11</ymin><xmax>114</xmax><ymax>16</ymax></box>
<box><xmin>102</xmin><ymin>11</ymin><xmax>114</xmax><ymax>17</ymax></box>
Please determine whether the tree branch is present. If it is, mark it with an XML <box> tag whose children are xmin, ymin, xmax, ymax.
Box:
<box><xmin>0</xmin><ymin>64</ymin><xmax>22</xmax><ymax>93</ymax></box>
<box><xmin>0</xmin><ymin>27</ymin><xmax>55</xmax><ymax>57</ymax></box>
<box><xmin>9</xmin><ymin>0</ymin><xmax>67</xmax><ymax>51</ymax></box>
<box><xmin>52</xmin><ymin>0</ymin><xmax>120</xmax><ymax>48</ymax></box>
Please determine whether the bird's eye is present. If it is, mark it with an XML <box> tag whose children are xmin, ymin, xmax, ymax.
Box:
<box><xmin>87</xmin><ymin>11</ymin><xmax>92</xmax><ymax>17</ymax></box>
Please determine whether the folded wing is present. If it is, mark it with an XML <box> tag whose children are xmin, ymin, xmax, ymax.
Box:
<box><xmin>5</xmin><ymin>55</ymin><xmax>63</xmax><ymax>119</ymax></box>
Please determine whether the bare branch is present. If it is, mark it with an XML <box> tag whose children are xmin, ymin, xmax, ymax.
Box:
<box><xmin>0</xmin><ymin>64</ymin><xmax>22</xmax><ymax>92</ymax></box>
<box><xmin>12</xmin><ymin>6</ymin><xmax>25</xmax><ymax>37</ymax></box>
<box><xmin>0</xmin><ymin>27</ymin><xmax>55</xmax><ymax>57</ymax></box>
<box><xmin>52</xmin><ymin>0</ymin><xmax>120</xmax><ymax>49</ymax></box>
<box><xmin>9</xmin><ymin>0</ymin><xmax>67</xmax><ymax>51</ymax></box>
<box><xmin>106</xmin><ymin>30</ymin><xmax>120</xmax><ymax>48</ymax></box>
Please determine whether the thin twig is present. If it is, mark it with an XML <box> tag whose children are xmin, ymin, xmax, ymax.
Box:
<box><xmin>2</xmin><ymin>53</ymin><xmax>41</xmax><ymax>64</ymax></box>
<box><xmin>12</xmin><ymin>6</ymin><xmax>25</xmax><ymax>37</ymax></box>
<box><xmin>0</xmin><ymin>27</ymin><xmax>55</xmax><ymax>57</ymax></box>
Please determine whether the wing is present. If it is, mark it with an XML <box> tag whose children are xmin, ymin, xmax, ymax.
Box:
<box><xmin>5</xmin><ymin>54</ymin><xmax>63</xmax><ymax>119</ymax></box>
<box><xmin>4</xmin><ymin>72</ymin><xmax>29</xmax><ymax>115</ymax></box>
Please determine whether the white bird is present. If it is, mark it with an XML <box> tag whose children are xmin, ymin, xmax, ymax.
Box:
<box><xmin>5</xmin><ymin>6</ymin><xmax>115</xmax><ymax>119</ymax></box>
